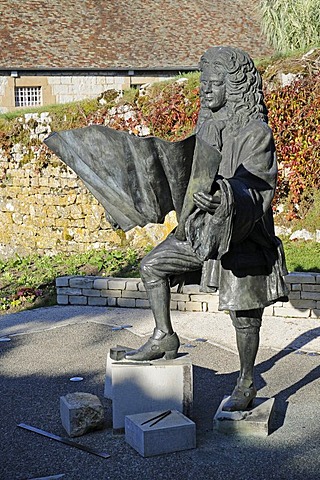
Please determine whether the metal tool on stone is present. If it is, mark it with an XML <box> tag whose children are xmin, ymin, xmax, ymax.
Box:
<box><xmin>141</xmin><ymin>410</ymin><xmax>171</xmax><ymax>427</ymax></box>
<box><xmin>18</xmin><ymin>423</ymin><xmax>110</xmax><ymax>459</ymax></box>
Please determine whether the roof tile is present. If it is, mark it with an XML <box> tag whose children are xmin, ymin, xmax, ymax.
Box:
<box><xmin>0</xmin><ymin>0</ymin><xmax>272</xmax><ymax>70</ymax></box>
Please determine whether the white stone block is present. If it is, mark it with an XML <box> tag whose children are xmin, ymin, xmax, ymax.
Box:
<box><xmin>101</xmin><ymin>289</ymin><xmax>121</xmax><ymax>298</ymax></box>
<box><xmin>290</xmin><ymin>299</ymin><xmax>316</xmax><ymax>308</ymax></box>
<box><xmin>285</xmin><ymin>273</ymin><xmax>316</xmax><ymax>284</ymax></box>
<box><xmin>82</xmin><ymin>288</ymin><xmax>101</xmax><ymax>297</ymax></box>
<box><xmin>106</xmin><ymin>355</ymin><xmax>193</xmax><ymax>430</ymax></box>
<box><xmin>57</xmin><ymin>294</ymin><xmax>69</xmax><ymax>305</ymax></box>
<box><xmin>94</xmin><ymin>278</ymin><xmax>110</xmax><ymax>289</ymax></box>
<box><xmin>69</xmin><ymin>277</ymin><xmax>94</xmax><ymax>288</ymax></box>
<box><xmin>263</xmin><ymin>305</ymin><xmax>274</xmax><ymax>316</ymax></box>
<box><xmin>171</xmin><ymin>293</ymin><xmax>190</xmax><ymax>302</ymax></box>
<box><xmin>136</xmin><ymin>299</ymin><xmax>150</xmax><ymax>308</ymax></box>
<box><xmin>190</xmin><ymin>294</ymin><xmax>214</xmax><ymax>302</ymax></box>
<box><xmin>117</xmin><ymin>298</ymin><xmax>135</xmax><ymax>308</ymax></box>
<box><xmin>288</xmin><ymin>291</ymin><xmax>300</xmax><ymax>300</ymax></box>
<box><xmin>125</xmin><ymin>280</ymin><xmax>139</xmax><ymax>291</ymax></box>
<box><xmin>178</xmin><ymin>302</ymin><xmax>186</xmax><ymax>311</ymax></box>
<box><xmin>122</xmin><ymin>290</ymin><xmax>148</xmax><ymax>299</ymax></box>
<box><xmin>88</xmin><ymin>297</ymin><xmax>107</xmax><ymax>306</ymax></box>
<box><xmin>109</xmin><ymin>280</ymin><xmax>126</xmax><ymax>290</ymax></box>
<box><xmin>207</xmin><ymin>300</ymin><xmax>219</xmax><ymax>313</ymax></box>
<box><xmin>170</xmin><ymin>301</ymin><xmax>178</xmax><ymax>310</ymax></box>
<box><xmin>60</xmin><ymin>392</ymin><xmax>104</xmax><ymax>437</ymax></box>
<box><xmin>138</xmin><ymin>282</ymin><xmax>146</xmax><ymax>291</ymax></box>
<box><xmin>185</xmin><ymin>301</ymin><xmax>202</xmax><ymax>312</ymax></box>
<box><xmin>56</xmin><ymin>276</ymin><xmax>71</xmax><ymax>287</ymax></box>
<box><xmin>69</xmin><ymin>296</ymin><xmax>88</xmax><ymax>305</ymax></box>
<box><xmin>52</xmin><ymin>84</ymin><xmax>69</xmax><ymax>95</ymax></box>
<box><xmin>125</xmin><ymin>410</ymin><xmax>196</xmax><ymax>457</ymax></box>
<box><xmin>302</xmin><ymin>284</ymin><xmax>320</xmax><ymax>292</ymax></box>
<box><xmin>107</xmin><ymin>297</ymin><xmax>117</xmax><ymax>306</ymax></box>
<box><xmin>181</xmin><ymin>285</ymin><xmax>200</xmax><ymax>294</ymax></box>
<box><xmin>56</xmin><ymin>287</ymin><xmax>82</xmax><ymax>296</ymax></box>
<box><xmin>301</xmin><ymin>291</ymin><xmax>320</xmax><ymax>301</ymax></box>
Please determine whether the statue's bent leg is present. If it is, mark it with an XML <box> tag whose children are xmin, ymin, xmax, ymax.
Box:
<box><xmin>222</xmin><ymin>308</ymin><xmax>263</xmax><ymax>411</ymax></box>
<box><xmin>125</xmin><ymin>235</ymin><xmax>202</xmax><ymax>361</ymax></box>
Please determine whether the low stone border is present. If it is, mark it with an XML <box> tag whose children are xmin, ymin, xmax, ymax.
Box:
<box><xmin>56</xmin><ymin>272</ymin><xmax>320</xmax><ymax>319</ymax></box>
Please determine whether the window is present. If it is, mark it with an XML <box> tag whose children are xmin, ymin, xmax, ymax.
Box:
<box><xmin>15</xmin><ymin>86</ymin><xmax>42</xmax><ymax>107</ymax></box>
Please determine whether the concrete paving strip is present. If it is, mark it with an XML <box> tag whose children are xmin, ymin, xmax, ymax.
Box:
<box><xmin>1</xmin><ymin>305</ymin><xmax>319</xmax><ymax>353</ymax></box>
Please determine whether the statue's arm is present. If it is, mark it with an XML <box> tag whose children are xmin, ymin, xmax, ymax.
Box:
<box><xmin>227</xmin><ymin>122</ymin><xmax>277</xmax><ymax>243</ymax></box>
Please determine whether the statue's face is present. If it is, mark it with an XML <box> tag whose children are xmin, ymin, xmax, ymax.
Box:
<box><xmin>200</xmin><ymin>66</ymin><xmax>226</xmax><ymax>111</ymax></box>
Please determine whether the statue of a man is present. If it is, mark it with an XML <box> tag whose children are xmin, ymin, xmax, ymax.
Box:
<box><xmin>125</xmin><ymin>46</ymin><xmax>289</xmax><ymax>411</ymax></box>
<box><xmin>45</xmin><ymin>46</ymin><xmax>289</xmax><ymax>413</ymax></box>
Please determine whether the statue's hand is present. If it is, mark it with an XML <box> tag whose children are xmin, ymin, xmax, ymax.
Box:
<box><xmin>193</xmin><ymin>188</ymin><xmax>221</xmax><ymax>214</ymax></box>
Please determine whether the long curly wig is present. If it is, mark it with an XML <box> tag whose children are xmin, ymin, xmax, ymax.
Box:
<box><xmin>197</xmin><ymin>46</ymin><xmax>268</xmax><ymax>134</ymax></box>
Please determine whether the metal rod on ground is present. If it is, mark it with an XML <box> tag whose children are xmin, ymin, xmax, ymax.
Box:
<box><xmin>18</xmin><ymin>423</ymin><xmax>110</xmax><ymax>459</ymax></box>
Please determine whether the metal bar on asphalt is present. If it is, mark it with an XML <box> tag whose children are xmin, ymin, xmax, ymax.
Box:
<box><xmin>18</xmin><ymin>423</ymin><xmax>110</xmax><ymax>459</ymax></box>
<box><xmin>27</xmin><ymin>475</ymin><xmax>65</xmax><ymax>480</ymax></box>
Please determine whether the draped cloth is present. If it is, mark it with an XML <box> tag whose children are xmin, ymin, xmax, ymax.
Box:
<box><xmin>44</xmin><ymin>125</ymin><xmax>221</xmax><ymax>234</ymax></box>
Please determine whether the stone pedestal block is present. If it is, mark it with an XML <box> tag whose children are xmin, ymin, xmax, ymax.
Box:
<box><xmin>125</xmin><ymin>409</ymin><xmax>196</xmax><ymax>457</ymax></box>
<box><xmin>60</xmin><ymin>392</ymin><xmax>104</xmax><ymax>437</ymax></box>
<box><xmin>105</xmin><ymin>354</ymin><xmax>193</xmax><ymax>430</ymax></box>
<box><xmin>213</xmin><ymin>396</ymin><xmax>275</xmax><ymax>436</ymax></box>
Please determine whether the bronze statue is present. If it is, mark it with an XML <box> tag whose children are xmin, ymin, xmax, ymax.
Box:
<box><xmin>45</xmin><ymin>46</ymin><xmax>289</xmax><ymax>412</ymax></box>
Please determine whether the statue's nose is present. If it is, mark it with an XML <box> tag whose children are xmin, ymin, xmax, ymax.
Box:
<box><xmin>203</xmin><ymin>82</ymin><xmax>212</xmax><ymax>93</ymax></box>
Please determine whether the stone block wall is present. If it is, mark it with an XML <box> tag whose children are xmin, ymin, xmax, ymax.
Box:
<box><xmin>0</xmin><ymin>157</ymin><xmax>123</xmax><ymax>259</ymax></box>
<box><xmin>56</xmin><ymin>271</ymin><xmax>320</xmax><ymax>319</ymax></box>
<box><xmin>0</xmin><ymin>113</ymin><xmax>123</xmax><ymax>259</ymax></box>
<box><xmin>0</xmin><ymin>73</ymin><xmax>175</xmax><ymax>113</ymax></box>
<box><xmin>47</xmin><ymin>75</ymin><xmax>128</xmax><ymax>105</ymax></box>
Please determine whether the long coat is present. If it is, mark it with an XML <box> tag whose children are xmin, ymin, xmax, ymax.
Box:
<box><xmin>185</xmin><ymin>118</ymin><xmax>289</xmax><ymax>311</ymax></box>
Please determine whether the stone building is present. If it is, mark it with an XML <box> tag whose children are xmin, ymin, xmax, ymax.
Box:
<box><xmin>0</xmin><ymin>0</ymin><xmax>272</xmax><ymax>112</ymax></box>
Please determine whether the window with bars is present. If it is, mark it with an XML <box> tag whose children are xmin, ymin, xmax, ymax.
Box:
<box><xmin>15</xmin><ymin>86</ymin><xmax>42</xmax><ymax>107</ymax></box>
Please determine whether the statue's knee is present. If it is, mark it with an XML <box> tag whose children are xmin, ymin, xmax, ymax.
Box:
<box><xmin>230</xmin><ymin>309</ymin><xmax>262</xmax><ymax>334</ymax></box>
<box><xmin>140</xmin><ymin>256</ymin><xmax>154</xmax><ymax>282</ymax></box>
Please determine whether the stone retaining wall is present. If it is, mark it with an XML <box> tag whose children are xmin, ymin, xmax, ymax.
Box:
<box><xmin>0</xmin><ymin>112</ymin><xmax>175</xmax><ymax>259</ymax></box>
<box><xmin>56</xmin><ymin>271</ymin><xmax>320</xmax><ymax>319</ymax></box>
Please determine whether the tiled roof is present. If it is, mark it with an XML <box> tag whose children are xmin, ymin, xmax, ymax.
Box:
<box><xmin>0</xmin><ymin>0</ymin><xmax>273</xmax><ymax>70</ymax></box>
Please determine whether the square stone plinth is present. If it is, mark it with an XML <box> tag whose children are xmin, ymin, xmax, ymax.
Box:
<box><xmin>213</xmin><ymin>396</ymin><xmax>275</xmax><ymax>436</ymax></box>
<box><xmin>125</xmin><ymin>409</ymin><xmax>196</xmax><ymax>457</ymax></box>
<box><xmin>105</xmin><ymin>354</ymin><xmax>193</xmax><ymax>430</ymax></box>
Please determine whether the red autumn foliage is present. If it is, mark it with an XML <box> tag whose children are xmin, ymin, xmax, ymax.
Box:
<box><xmin>265</xmin><ymin>73</ymin><xmax>320</xmax><ymax>218</ymax></box>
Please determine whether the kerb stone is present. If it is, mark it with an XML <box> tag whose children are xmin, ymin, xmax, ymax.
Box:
<box><xmin>213</xmin><ymin>396</ymin><xmax>275</xmax><ymax>436</ymax></box>
<box><xmin>125</xmin><ymin>409</ymin><xmax>196</xmax><ymax>457</ymax></box>
<box><xmin>60</xmin><ymin>392</ymin><xmax>104</xmax><ymax>437</ymax></box>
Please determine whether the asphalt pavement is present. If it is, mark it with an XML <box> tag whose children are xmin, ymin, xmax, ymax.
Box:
<box><xmin>1</xmin><ymin>305</ymin><xmax>320</xmax><ymax>480</ymax></box>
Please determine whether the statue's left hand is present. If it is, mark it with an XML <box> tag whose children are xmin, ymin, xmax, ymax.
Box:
<box><xmin>193</xmin><ymin>189</ymin><xmax>221</xmax><ymax>214</ymax></box>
